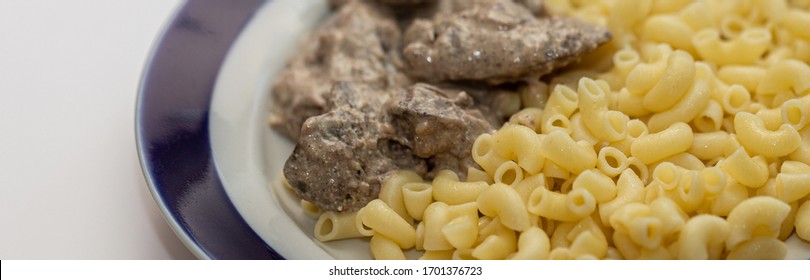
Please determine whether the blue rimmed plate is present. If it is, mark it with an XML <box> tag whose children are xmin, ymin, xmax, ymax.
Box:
<box><xmin>137</xmin><ymin>0</ymin><xmax>810</xmax><ymax>260</ymax></box>
<box><xmin>137</xmin><ymin>0</ymin><xmax>367</xmax><ymax>260</ymax></box>
<box><xmin>136</xmin><ymin>0</ymin><xmax>281</xmax><ymax>260</ymax></box>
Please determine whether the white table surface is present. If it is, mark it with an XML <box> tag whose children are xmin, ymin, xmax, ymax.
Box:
<box><xmin>0</xmin><ymin>0</ymin><xmax>196</xmax><ymax>259</ymax></box>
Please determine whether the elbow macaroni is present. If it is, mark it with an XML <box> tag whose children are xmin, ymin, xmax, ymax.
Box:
<box><xmin>303</xmin><ymin>0</ymin><xmax>810</xmax><ymax>260</ymax></box>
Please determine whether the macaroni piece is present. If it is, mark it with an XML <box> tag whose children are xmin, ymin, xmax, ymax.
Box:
<box><xmin>599</xmin><ymin>169</ymin><xmax>645</xmax><ymax>225</ymax></box>
<box><xmin>640</xmin><ymin>14</ymin><xmax>696</xmax><ymax>54</ymax></box>
<box><xmin>509</xmin><ymin>226</ymin><xmax>551</xmax><ymax>260</ymax></box>
<box><xmin>725</xmin><ymin>196</ymin><xmax>791</xmax><ymax>249</ymax></box>
<box><xmin>370</xmin><ymin>234</ymin><xmax>406</xmax><ymax>260</ymax></box>
<box><xmin>596</xmin><ymin>146</ymin><xmax>629</xmax><ymax>177</ymax></box>
<box><xmin>693</xmin><ymin>28</ymin><xmax>771</xmax><ymax>66</ymax></box>
<box><xmin>756</xmin><ymin>59</ymin><xmax>810</xmax><ymax>97</ymax></box>
<box><xmin>471</xmin><ymin>134</ymin><xmax>509</xmax><ymax>177</ymax></box>
<box><xmin>431</xmin><ymin>170</ymin><xmax>488</xmax><ymax>205</ymax></box>
<box><xmin>378</xmin><ymin>170</ymin><xmax>422</xmax><ymax>224</ymax></box>
<box><xmin>472</xmin><ymin>218</ymin><xmax>517</xmax><ymax>260</ymax></box>
<box><xmin>650</xmin><ymin>197</ymin><xmax>688</xmax><ymax>237</ymax></box>
<box><xmin>357</xmin><ymin>199</ymin><xmax>416</xmax><ymax>249</ymax></box>
<box><xmin>678</xmin><ymin>214</ymin><xmax>729</xmax><ymax>260</ymax></box>
<box><xmin>401</xmin><ymin>182</ymin><xmax>433</xmax><ymax>221</ymax></box>
<box><xmin>660</xmin><ymin>152</ymin><xmax>705</xmax><ymax>170</ymax></box>
<box><xmin>491</xmin><ymin>124</ymin><xmax>546</xmax><ymax>174</ymax></box>
<box><xmin>493</xmin><ymin>161</ymin><xmax>525</xmax><ymax>186</ymax></box>
<box><xmin>631</xmin><ymin>122</ymin><xmax>694</xmax><ymax>164</ymax></box>
<box><xmin>717</xmin><ymin>65</ymin><xmax>766</xmax><ymax>93</ymax></box>
<box><xmin>645</xmin><ymin>66</ymin><xmax>710</xmax><ymax>132</ymax></box>
<box><xmin>720</xmin><ymin>85</ymin><xmax>752</xmax><ymax>115</ymax></box>
<box><xmin>688</xmin><ymin>131</ymin><xmax>733</xmax><ymax>160</ymax></box>
<box><xmin>572</xmin><ymin>169</ymin><xmax>618</xmax><ymax>203</ymax></box>
<box><xmin>540</xmin><ymin>130</ymin><xmax>598</xmax><ymax>174</ymax></box>
<box><xmin>609</xmin><ymin>119</ymin><xmax>649</xmax><ymax>156</ymax></box>
<box><xmin>540</xmin><ymin>84</ymin><xmax>579</xmax><ymax>128</ymax></box>
<box><xmin>776</xmin><ymin>172</ymin><xmax>810</xmax><ymax>203</ymax></box>
<box><xmin>734</xmin><ymin>111</ymin><xmax>802</xmax><ymax>158</ymax></box>
<box><xmin>477</xmin><ymin>183</ymin><xmax>532</xmax><ymax>231</ymax></box>
<box><xmin>569</xmin><ymin>113</ymin><xmax>601</xmax><ymax>146</ymax></box>
<box><xmin>578</xmin><ymin>78</ymin><xmax>630</xmax><ymax>141</ymax></box>
<box><xmin>314</xmin><ymin>211</ymin><xmax>370</xmax><ymax>242</ymax></box>
<box><xmin>642</xmin><ymin>50</ymin><xmax>696</xmax><ymax>113</ymax></box>
<box><xmin>692</xmin><ymin>99</ymin><xmax>724</xmax><ymax>132</ymax></box>
<box><xmin>720</xmin><ymin>147</ymin><xmax>770</xmax><ymax>188</ymax></box>
<box><xmin>528</xmin><ymin>187</ymin><xmax>597</xmax><ymax>222</ymax></box>
<box><xmin>442</xmin><ymin>213</ymin><xmax>478</xmax><ymax>249</ymax></box>
<box><xmin>709</xmin><ymin>179</ymin><xmax>749</xmax><ymax>217</ymax></box>
<box><xmin>781</xmin><ymin>94</ymin><xmax>810</xmax><ymax>130</ymax></box>
<box><xmin>421</xmin><ymin>202</ymin><xmax>453</xmax><ymax>251</ymax></box>
<box><xmin>625</xmin><ymin>44</ymin><xmax>671</xmax><ymax>97</ymax></box>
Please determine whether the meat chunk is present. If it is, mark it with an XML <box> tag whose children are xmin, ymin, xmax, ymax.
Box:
<box><xmin>283</xmin><ymin>83</ymin><xmax>426</xmax><ymax>212</ymax></box>
<box><xmin>284</xmin><ymin>83</ymin><xmax>496</xmax><ymax>212</ymax></box>
<box><xmin>402</xmin><ymin>0</ymin><xmax>611</xmax><ymax>83</ymax></box>
<box><xmin>269</xmin><ymin>0</ymin><xmax>409</xmax><ymax>140</ymax></box>
<box><xmin>388</xmin><ymin>83</ymin><xmax>496</xmax><ymax>175</ymax></box>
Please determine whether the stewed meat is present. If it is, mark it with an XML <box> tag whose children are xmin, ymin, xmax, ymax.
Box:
<box><xmin>402</xmin><ymin>0</ymin><xmax>611</xmax><ymax>83</ymax></box>
<box><xmin>269</xmin><ymin>0</ymin><xmax>409</xmax><ymax>140</ymax></box>
<box><xmin>284</xmin><ymin>83</ymin><xmax>495</xmax><ymax>212</ymax></box>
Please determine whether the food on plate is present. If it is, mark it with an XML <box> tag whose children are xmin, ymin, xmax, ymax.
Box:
<box><xmin>284</xmin><ymin>82</ymin><xmax>496</xmax><ymax>212</ymax></box>
<box><xmin>269</xmin><ymin>0</ymin><xmax>810</xmax><ymax>259</ymax></box>
<box><xmin>268</xmin><ymin>0</ymin><xmax>409</xmax><ymax>140</ymax></box>
<box><xmin>402</xmin><ymin>0</ymin><xmax>611</xmax><ymax>83</ymax></box>
<box><xmin>273</xmin><ymin>0</ymin><xmax>610</xmax><ymax>212</ymax></box>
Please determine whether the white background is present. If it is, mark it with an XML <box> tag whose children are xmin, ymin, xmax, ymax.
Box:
<box><xmin>0</xmin><ymin>0</ymin><xmax>195</xmax><ymax>259</ymax></box>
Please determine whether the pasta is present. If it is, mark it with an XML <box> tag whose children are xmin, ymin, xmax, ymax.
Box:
<box><xmin>577</xmin><ymin>78</ymin><xmax>630</xmax><ymax>142</ymax></box>
<box><xmin>314</xmin><ymin>211</ymin><xmax>370</xmax><ymax>242</ymax></box>
<box><xmin>720</xmin><ymin>147</ymin><xmax>770</xmax><ymax>188</ymax></box>
<box><xmin>630</xmin><ymin>122</ymin><xmax>694</xmax><ymax>164</ymax></box>
<box><xmin>401</xmin><ymin>182</ymin><xmax>433</xmax><ymax>221</ymax></box>
<box><xmin>477</xmin><ymin>183</ymin><xmax>532</xmax><ymax>231</ymax></box>
<box><xmin>572</xmin><ymin>169</ymin><xmax>617</xmax><ymax>203</ymax></box>
<box><xmin>725</xmin><ymin>196</ymin><xmax>791</xmax><ymax>249</ymax></box>
<box><xmin>378</xmin><ymin>170</ymin><xmax>422</xmax><ymax>224</ymax></box>
<box><xmin>508</xmin><ymin>226</ymin><xmax>551</xmax><ymax>260</ymax></box>
<box><xmin>302</xmin><ymin>0</ymin><xmax>810</xmax><ymax>260</ymax></box>
<box><xmin>358</xmin><ymin>199</ymin><xmax>416</xmax><ymax>249</ymax></box>
<box><xmin>370</xmin><ymin>234</ymin><xmax>407</xmax><ymax>260</ymax></box>
<box><xmin>528</xmin><ymin>187</ymin><xmax>597</xmax><ymax>222</ymax></box>
<box><xmin>431</xmin><ymin>170</ymin><xmax>488</xmax><ymax>205</ymax></box>
<box><xmin>491</xmin><ymin>124</ymin><xmax>546</xmax><ymax>174</ymax></box>
<box><xmin>734</xmin><ymin>112</ymin><xmax>802</xmax><ymax>158</ymax></box>
<box><xmin>540</xmin><ymin>130</ymin><xmax>598</xmax><ymax>174</ymax></box>
<box><xmin>678</xmin><ymin>214</ymin><xmax>729</xmax><ymax>260</ymax></box>
<box><xmin>693</xmin><ymin>28</ymin><xmax>771</xmax><ymax>66</ymax></box>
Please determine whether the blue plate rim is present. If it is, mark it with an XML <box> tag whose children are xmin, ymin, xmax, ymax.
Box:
<box><xmin>135</xmin><ymin>0</ymin><xmax>282</xmax><ymax>260</ymax></box>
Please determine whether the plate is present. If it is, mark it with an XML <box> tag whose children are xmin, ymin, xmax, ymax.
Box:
<box><xmin>138</xmin><ymin>0</ymin><xmax>810</xmax><ymax>260</ymax></box>
<box><xmin>136</xmin><ymin>0</ymin><xmax>282</xmax><ymax>259</ymax></box>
